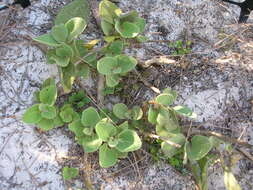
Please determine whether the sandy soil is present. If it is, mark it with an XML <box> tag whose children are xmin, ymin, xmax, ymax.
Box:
<box><xmin>0</xmin><ymin>0</ymin><xmax>252</xmax><ymax>189</ymax></box>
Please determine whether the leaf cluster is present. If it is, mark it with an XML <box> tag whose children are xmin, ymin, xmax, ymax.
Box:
<box><xmin>23</xmin><ymin>78</ymin><xmax>64</xmax><ymax>130</ymax></box>
<box><xmin>68</xmin><ymin>107</ymin><xmax>142</xmax><ymax>168</ymax></box>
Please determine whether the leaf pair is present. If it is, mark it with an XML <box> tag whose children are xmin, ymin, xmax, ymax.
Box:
<box><xmin>113</xmin><ymin>103</ymin><xmax>143</xmax><ymax>120</ymax></box>
<box><xmin>99</xmin><ymin>0</ymin><xmax>145</xmax><ymax>38</ymax></box>
<box><xmin>97</xmin><ymin>55</ymin><xmax>137</xmax><ymax>87</ymax></box>
<box><xmin>34</xmin><ymin>17</ymin><xmax>87</xmax><ymax>46</ymax></box>
<box><xmin>95</xmin><ymin>120</ymin><xmax>142</xmax><ymax>168</ymax></box>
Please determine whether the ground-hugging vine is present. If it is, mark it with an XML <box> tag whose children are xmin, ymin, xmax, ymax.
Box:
<box><xmin>22</xmin><ymin>1</ymin><xmax>247</xmax><ymax>190</ymax></box>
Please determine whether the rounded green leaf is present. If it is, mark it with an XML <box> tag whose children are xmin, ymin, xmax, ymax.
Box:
<box><xmin>116</xmin><ymin>55</ymin><xmax>137</xmax><ymax>73</ymax></box>
<box><xmin>51</xmin><ymin>24</ymin><xmax>68</xmax><ymax>43</ymax></box>
<box><xmin>156</xmin><ymin>108</ymin><xmax>179</xmax><ymax>132</ymax></box>
<box><xmin>106</xmin><ymin>74</ymin><xmax>120</xmax><ymax>87</ymax></box>
<box><xmin>60</xmin><ymin>106</ymin><xmax>74</xmax><ymax>123</ymax></box>
<box><xmin>39</xmin><ymin>104</ymin><xmax>56</xmax><ymax>119</ymax></box>
<box><xmin>65</xmin><ymin>17</ymin><xmax>87</xmax><ymax>42</ymax></box>
<box><xmin>22</xmin><ymin>104</ymin><xmax>42</xmax><ymax>124</ymax></box>
<box><xmin>115</xmin><ymin>21</ymin><xmax>140</xmax><ymax>38</ymax></box>
<box><xmin>81</xmin><ymin>107</ymin><xmax>101</xmax><ymax>127</ymax></box>
<box><xmin>161</xmin><ymin>134</ymin><xmax>185</xmax><ymax>158</ymax></box>
<box><xmin>53</xmin><ymin>113</ymin><xmax>64</xmax><ymax>127</ymax></box>
<box><xmin>68</xmin><ymin>119</ymin><xmax>84</xmax><ymax>137</ymax></box>
<box><xmin>33</xmin><ymin>33</ymin><xmax>60</xmax><ymax>47</ymax></box>
<box><xmin>148</xmin><ymin>106</ymin><xmax>159</xmax><ymax>125</ymax></box>
<box><xmin>39</xmin><ymin>85</ymin><xmax>57</xmax><ymax>105</ymax></box>
<box><xmin>49</xmin><ymin>55</ymin><xmax>70</xmax><ymax>67</ymax></box>
<box><xmin>134</xmin><ymin>17</ymin><xmax>145</xmax><ymax>33</ymax></box>
<box><xmin>113</xmin><ymin>103</ymin><xmax>128</xmax><ymax>119</ymax></box>
<box><xmin>101</xmin><ymin>19</ymin><xmax>114</xmax><ymax>36</ymax></box>
<box><xmin>99</xmin><ymin>144</ymin><xmax>118</xmax><ymax>168</ymax></box>
<box><xmin>186</xmin><ymin>135</ymin><xmax>213</xmax><ymax>161</ymax></box>
<box><xmin>155</xmin><ymin>93</ymin><xmax>175</xmax><ymax>106</ymax></box>
<box><xmin>173</xmin><ymin>105</ymin><xmax>197</xmax><ymax>119</ymax></box>
<box><xmin>37</xmin><ymin>118</ymin><xmax>55</xmax><ymax>131</ymax></box>
<box><xmin>56</xmin><ymin>44</ymin><xmax>73</xmax><ymax>58</ymax></box>
<box><xmin>130</xmin><ymin>106</ymin><xmax>143</xmax><ymax>120</ymax></box>
<box><xmin>108</xmin><ymin>40</ymin><xmax>123</xmax><ymax>55</ymax></box>
<box><xmin>62</xmin><ymin>167</ymin><xmax>79</xmax><ymax>180</ymax></box>
<box><xmin>99</xmin><ymin>0</ymin><xmax>121</xmax><ymax>24</ymax></box>
<box><xmin>116</xmin><ymin>129</ymin><xmax>142</xmax><ymax>152</ymax></box>
<box><xmin>75</xmin><ymin>63</ymin><xmax>90</xmax><ymax>78</ymax></box>
<box><xmin>42</xmin><ymin>78</ymin><xmax>56</xmax><ymax>88</ymax></box>
<box><xmin>82</xmin><ymin>135</ymin><xmax>102</xmax><ymax>153</ymax></box>
<box><xmin>97</xmin><ymin>57</ymin><xmax>118</xmax><ymax>75</ymax></box>
<box><xmin>55</xmin><ymin>0</ymin><xmax>90</xmax><ymax>25</ymax></box>
<box><xmin>60</xmin><ymin>63</ymin><xmax>76</xmax><ymax>93</ymax></box>
<box><xmin>95</xmin><ymin>121</ymin><xmax>117</xmax><ymax>141</ymax></box>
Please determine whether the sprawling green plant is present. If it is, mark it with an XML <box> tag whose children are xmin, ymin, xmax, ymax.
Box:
<box><xmin>22</xmin><ymin>1</ymin><xmax>243</xmax><ymax>189</ymax></box>
<box><xmin>34</xmin><ymin>16</ymin><xmax>96</xmax><ymax>93</ymax></box>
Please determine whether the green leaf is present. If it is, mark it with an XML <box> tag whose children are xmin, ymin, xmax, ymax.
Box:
<box><xmin>130</xmin><ymin>106</ymin><xmax>143</xmax><ymax>120</ymax></box>
<box><xmin>60</xmin><ymin>63</ymin><xmax>76</xmax><ymax>93</ymax></box>
<box><xmin>68</xmin><ymin>119</ymin><xmax>84</xmax><ymax>137</ymax></box>
<box><xmin>134</xmin><ymin>17</ymin><xmax>145</xmax><ymax>33</ymax></box>
<box><xmin>116</xmin><ymin>129</ymin><xmax>142</xmax><ymax>152</ymax></box>
<box><xmin>224</xmin><ymin>170</ymin><xmax>241</xmax><ymax>190</ymax></box>
<box><xmin>60</xmin><ymin>105</ymin><xmax>75</xmax><ymax>123</ymax></box>
<box><xmin>39</xmin><ymin>85</ymin><xmax>57</xmax><ymax>105</ymax></box>
<box><xmin>97</xmin><ymin>57</ymin><xmax>118</xmax><ymax>75</ymax></box>
<box><xmin>113</xmin><ymin>103</ymin><xmax>128</xmax><ymax>119</ymax></box>
<box><xmin>33</xmin><ymin>33</ymin><xmax>60</xmax><ymax>47</ymax></box>
<box><xmin>161</xmin><ymin>134</ymin><xmax>185</xmax><ymax>158</ymax></box>
<box><xmin>53</xmin><ymin>113</ymin><xmax>64</xmax><ymax>127</ymax></box>
<box><xmin>173</xmin><ymin>105</ymin><xmax>197</xmax><ymax>119</ymax></box>
<box><xmin>39</xmin><ymin>104</ymin><xmax>57</xmax><ymax>119</ymax></box>
<box><xmin>106</xmin><ymin>74</ymin><xmax>120</xmax><ymax>87</ymax></box>
<box><xmin>22</xmin><ymin>104</ymin><xmax>42</xmax><ymax>124</ymax></box>
<box><xmin>101</xmin><ymin>19</ymin><xmax>114</xmax><ymax>36</ymax></box>
<box><xmin>186</xmin><ymin>135</ymin><xmax>213</xmax><ymax>161</ymax></box>
<box><xmin>116</xmin><ymin>55</ymin><xmax>137</xmax><ymax>73</ymax></box>
<box><xmin>37</xmin><ymin>118</ymin><xmax>55</xmax><ymax>131</ymax></box>
<box><xmin>148</xmin><ymin>106</ymin><xmax>159</xmax><ymax>125</ymax></box>
<box><xmin>82</xmin><ymin>135</ymin><xmax>102</xmax><ymax>153</ymax></box>
<box><xmin>108</xmin><ymin>40</ymin><xmax>124</xmax><ymax>55</ymax></box>
<box><xmin>81</xmin><ymin>107</ymin><xmax>101</xmax><ymax>127</ymax></box>
<box><xmin>56</xmin><ymin>44</ymin><xmax>74</xmax><ymax>58</ymax></box>
<box><xmin>99</xmin><ymin>0</ymin><xmax>122</xmax><ymax>24</ymax></box>
<box><xmin>155</xmin><ymin>93</ymin><xmax>176</xmax><ymax>106</ymax></box>
<box><xmin>115</xmin><ymin>21</ymin><xmax>140</xmax><ymax>38</ymax></box>
<box><xmin>62</xmin><ymin>167</ymin><xmax>79</xmax><ymax>180</ymax></box>
<box><xmin>99</xmin><ymin>144</ymin><xmax>118</xmax><ymax>168</ymax></box>
<box><xmin>117</xmin><ymin>121</ymin><xmax>129</xmax><ymax>133</ymax></box>
<box><xmin>55</xmin><ymin>0</ymin><xmax>89</xmax><ymax>25</ymax></box>
<box><xmin>51</xmin><ymin>24</ymin><xmax>68</xmax><ymax>43</ymax></box>
<box><xmin>49</xmin><ymin>55</ymin><xmax>70</xmax><ymax>67</ymax></box>
<box><xmin>65</xmin><ymin>17</ymin><xmax>87</xmax><ymax>42</ymax></box>
<box><xmin>42</xmin><ymin>78</ymin><xmax>55</xmax><ymax>88</ymax></box>
<box><xmin>75</xmin><ymin>63</ymin><xmax>90</xmax><ymax>78</ymax></box>
<box><xmin>156</xmin><ymin>124</ymin><xmax>180</xmax><ymax>137</ymax></box>
<box><xmin>95</xmin><ymin>121</ymin><xmax>117</xmax><ymax>141</ymax></box>
<box><xmin>156</xmin><ymin>108</ymin><xmax>179</xmax><ymax>132</ymax></box>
